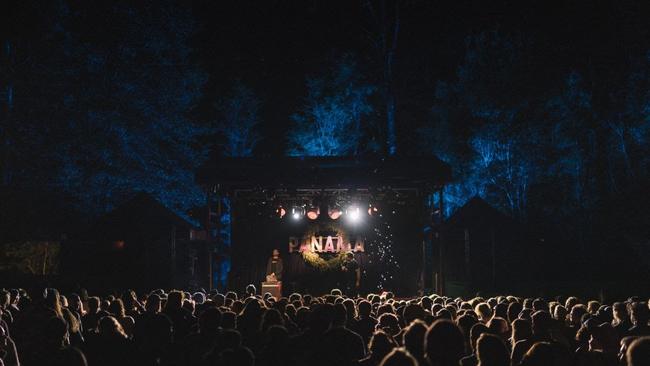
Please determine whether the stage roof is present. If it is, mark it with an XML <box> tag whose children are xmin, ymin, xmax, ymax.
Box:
<box><xmin>197</xmin><ymin>156</ymin><xmax>452</xmax><ymax>192</ymax></box>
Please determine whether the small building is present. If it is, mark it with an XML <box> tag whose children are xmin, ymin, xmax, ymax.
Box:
<box><xmin>66</xmin><ymin>193</ymin><xmax>209</xmax><ymax>292</ymax></box>
<box><xmin>444</xmin><ymin>197</ymin><xmax>526</xmax><ymax>296</ymax></box>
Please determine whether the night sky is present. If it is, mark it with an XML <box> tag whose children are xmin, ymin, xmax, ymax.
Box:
<box><xmin>3</xmin><ymin>0</ymin><xmax>649</xmax><ymax>155</ymax></box>
<box><xmin>189</xmin><ymin>0</ymin><xmax>650</xmax><ymax>154</ymax></box>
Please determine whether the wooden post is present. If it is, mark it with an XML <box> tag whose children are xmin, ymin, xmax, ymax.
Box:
<box><xmin>214</xmin><ymin>189</ymin><xmax>223</xmax><ymax>290</ymax></box>
<box><xmin>437</xmin><ymin>188</ymin><xmax>445</xmax><ymax>295</ymax></box>
<box><xmin>420</xmin><ymin>239</ymin><xmax>426</xmax><ymax>295</ymax></box>
<box><xmin>491</xmin><ymin>226</ymin><xmax>496</xmax><ymax>289</ymax></box>
<box><xmin>170</xmin><ymin>225</ymin><xmax>176</xmax><ymax>287</ymax></box>
<box><xmin>464</xmin><ymin>228</ymin><xmax>471</xmax><ymax>284</ymax></box>
<box><xmin>206</xmin><ymin>189</ymin><xmax>213</xmax><ymax>290</ymax></box>
<box><xmin>419</xmin><ymin>191</ymin><xmax>428</xmax><ymax>295</ymax></box>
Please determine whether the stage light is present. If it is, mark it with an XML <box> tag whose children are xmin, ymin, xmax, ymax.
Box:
<box><xmin>328</xmin><ymin>205</ymin><xmax>343</xmax><ymax>220</ymax></box>
<box><xmin>347</xmin><ymin>206</ymin><xmax>361</xmax><ymax>222</ymax></box>
<box><xmin>306</xmin><ymin>206</ymin><xmax>320</xmax><ymax>220</ymax></box>
<box><xmin>368</xmin><ymin>204</ymin><xmax>379</xmax><ymax>216</ymax></box>
<box><xmin>291</xmin><ymin>207</ymin><xmax>304</xmax><ymax>220</ymax></box>
<box><xmin>275</xmin><ymin>206</ymin><xmax>286</xmax><ymax>219</ymax></box>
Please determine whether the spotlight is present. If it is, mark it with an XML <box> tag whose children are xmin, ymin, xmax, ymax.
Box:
<box><xmin>291</xmin><ymin>207</ymin><xmax>304</xmax><ymax>220</ymax></box>
<box><xmin>328</xmin><ymin>205</ymin><xmax>343</xmax><ymax>220</ymax></box>
<box><xmin>368</xmin><ymin>203</ymin><xmax>379</xmax><ymax>216</ymax></box>
<box><xmin>306</xmin><ymin>206</ymin><xmax>320</xmax><ymax>220</ymax></box>
<box><xmin>346</xmin><ymin>206</ymin><xmax>361</xmax><ymax>222</ymax></box>
<box><xmin>275</xmin><ymin>206</ymin><xmax>286</xmax><ymax>219</ymax></box>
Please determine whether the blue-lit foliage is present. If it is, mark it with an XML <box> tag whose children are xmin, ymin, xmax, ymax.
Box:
<box><xmin>53</xmin><ymin>1</ymin><xmax>210</xmax><ymax>217</ymax></box>
<box><xmin>543</xmin><ymin>71</ymin><xmax>595</xmax><ymax>216</ymax></box>
<box><xmin>216</xmin><ymin>81</ymin><xmax>261</xmax><ymax>157</ymax></box>
<box><xmin>617</xmin><ymin>53</ymin><xmax>650</xmax><ymax>180</ymax></box>
<box><xmin>420</xmin><ymin>31</ymin><xmax>538</xmax><ymax>217</ymax></box>
<box><xmin>420</xmin><ymin>30</ymin><xmax>650</xmax><ymax>224</ymax></box>
<box><xmin>288</xmin><ymin>55</ymin><xmax>377</xmax><ymax>156</ymax></box>
<box><xmin>211</xmin><ymin>81</ymin><xmax>260</xmax><ymax>288</ymax></box>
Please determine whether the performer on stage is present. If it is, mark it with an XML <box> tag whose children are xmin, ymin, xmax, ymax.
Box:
<box><xmin>266</xmin><ymin>249</ymin><xmax>283</xmax><ymax>281</ymax></box>
<box><xmin>341</xmin><ymin>251</ymin><xmax>360</xmax><ymax>295</ymax></box>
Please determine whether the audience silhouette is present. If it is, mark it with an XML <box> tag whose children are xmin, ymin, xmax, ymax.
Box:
<box><xmin>0</xmin><ymin>286</ymin><xmax>647</xmax><ymax>366</ymax></box>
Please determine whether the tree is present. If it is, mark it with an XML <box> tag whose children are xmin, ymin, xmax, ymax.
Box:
<box><xmin>420</xmin><ymin>31</ymin><xmax>537</xmax><ymax>217</ymax></box>
<box><xmin>54</xmin><ymin>1</ymin><xmax>209</xmax><ymax>215</ymax></box>
<box><xmin>216</xmin><ymin>81</ymin><xmax>261</xmax><ymax>157</ymax></box>
<box><xmin>616</xmin><ymin>54</ymin><xmax>650</xmax><ymax>182</ymax></box>
<box><xmin>287</xmin><ymin>55</ymin><xmax>376</xmax><ymax>156</ymax></box>
<box><xmin>0</xmin><ymin>1</ymin><xmax>69</xmax><ymax>187</ymax></box>
<box><xmin>543</xmin><ymin>71</ymin><xmax>596</xmax><ymax>213</ymax></box>
<box><xmin>363</xmin><ymin>0</ymin><xmax>400</xmax><ymax>155</ymax></box>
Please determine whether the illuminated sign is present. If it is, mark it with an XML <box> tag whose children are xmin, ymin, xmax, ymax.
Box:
<box><xmin>289</xmin><ymin>235</ymin><xmax>365</xmax><ymax>253</ymax></box>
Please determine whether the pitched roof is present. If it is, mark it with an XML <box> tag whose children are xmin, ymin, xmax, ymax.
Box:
<box><xmin>446</xmin><ymin>196</ymin><xmax>516</xmax><ymax>229</ymax></box>
<box><xmin>93</xmin><ymin>192</ymin><xmax>200</xmax><ymax>234</ymax></box>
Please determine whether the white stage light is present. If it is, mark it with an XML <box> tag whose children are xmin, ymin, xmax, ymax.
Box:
<box><xmin>347</xmin><ymin>206</ymin><xmax>361</xmax><ymax>222</ymax></box>
<box><xmin>291</xmin><ymin>207</ymin><xmax>304</xmax><ymax>220</ymax></box>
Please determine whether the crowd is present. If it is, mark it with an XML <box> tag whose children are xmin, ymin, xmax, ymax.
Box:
<box><xmin>0</xmin><ymin>286</ymin><xmax>649</xmax><ymax>366</ymax></box>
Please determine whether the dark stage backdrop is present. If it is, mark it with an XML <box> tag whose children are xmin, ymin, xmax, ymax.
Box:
<box><xmin>229</xmin><ymin>201</ymin><xmax>424</xmax><ymax>296</ymax></box>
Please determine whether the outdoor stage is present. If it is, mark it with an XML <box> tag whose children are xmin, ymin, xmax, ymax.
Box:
<box><xmin>197</xmin><ymin>156</ymin><xmax>451</xmax><ymax>296</ymax></box>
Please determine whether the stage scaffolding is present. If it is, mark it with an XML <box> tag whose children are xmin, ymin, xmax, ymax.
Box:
<box><xmin>197</xmin><ymin>156</ymin><xmax>451</xmax><ymax>295</ymax></box>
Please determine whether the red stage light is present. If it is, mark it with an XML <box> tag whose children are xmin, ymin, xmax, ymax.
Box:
<box><xmin>328</xmin><ymin>207</ymin><xmax>342</xmax><ymax>220</ymax></box>
<box><xmin>276</xmin><ymin>207</ymin><xmax>286</xmax><ymax>218</ymax></box>
<box><xmin>306</xmin><ymin>207</ymin><xmax>320</xmax><ymax>220</ymax></box>
<box><xmin>113</xmin><ymin>240</ymin><xmax>125</xmax><ymax>250</ymax></box>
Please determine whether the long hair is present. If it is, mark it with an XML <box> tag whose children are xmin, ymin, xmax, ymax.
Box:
<box><xmin>44</xmin><ymin>288</ymin><xmax>63</xmax><ymax>319</ymax></box>
<box><xmin>62</xmin><ymin>308</ymin><xmax>81</xmax><ymax>334</ymax></box>
<box><xmin>98</xmin><ymin>316</ymin><xmax>128</xmax><ymax>339</ymax></box>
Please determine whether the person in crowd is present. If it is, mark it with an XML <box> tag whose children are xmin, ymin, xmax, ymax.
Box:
<box><xmin>402</xmin><ymin>320</ymin><xmax>427</xmax><ymax>366</ymax></box>
<box><xmin>519</xmin><ymin>342</ymin><xmax>555</xmax><ymax>366</ymax></box>
<box><xmin>511</xmin><ymin>310</ymin><xmax>554</xmax><ymax>364</ymax></box>
<box><xmin>133</xmin><ymin>293</ymin><xmax>173</xmax><ymax>365</ymax></box>
<box><xmin>341</xmin><ymin>252</ymin><xmax>361</xmax><ymax>296</ymax></box>
<box><xmin>162</xmin><ymin>290</ymin><xmax>194</xmax><ymax>342</ymax></box>
<box><xmin>258</xmin><ymin>325</ymin><xmax>289</xmax><ymax>366</ymax></box>
<box><xmin>107</xmin><ymin>298</ymin><xmax>135</xmax><ymax>338</ymax></box>
<box><xmin>460</xmin><ymin>323</ymin><xmax>488</xmax><ymax>366</ymax></box>
<box><xmin>626</xmin><ymin>336</ymin><xmax>650</xmax><ymax>366</ymax></box>
<box><xmin>122</xmin><ymin>290</ymin><xmax>144</xmax><ymax>317</ymax></box>
<box><xmin>266</xmin><ymin>249</ymin><xmax>284</xmax><ymax>281</ymax></box>
<box><xmin>425</xmin><ymin>319</ymin><xmax>465</xmax><ymax>366</ymax></box>
<box><xmin>322</xmin><ymin>303</ymin><xmax>365</xmax><ymax>366</ymax></box>
<box><xmin>0</xmin><ymin>321</ymin><xmax>19</xmax><ymax>366</ymax></box>
<box><xmin>358</xmin><ymin>330</ymin><xmax>396</xmax><ymax>366</ymax></box>
<box><xmin>379</xmin><ymin>348</ymin><xmax>419</xmax><ymax>366</ymax></box>
<box><xmin>2</xmin><ymin>285</ymin><xmax>650</xmax><ymax>366</ymax></box>
<box><xmin>475</xmin><ymin>333</ymin><xmax>510</xmax><ymax>366</ymax></box>
<box><xmin>81</xmin><ymin>296</ymin><xmax>107</xmax><ymax>333</ymax></box>
<box><xmin>628</xmin><ymin>302</ymin><xmax>650</xmax><ymax>337</ymax></box>
<box><xmin>510</xmin><ymin>318</ymin><xmax>533</xmax><ymax>350</ymax></box>
<box><xmin>85</xmin><ymin>316</ymin><xmax>134</xmax><ymax>366</ymax></box>
<box><xmin>612</xmin><ymin>302</ymin><xmax>631</xmax><ymax>337</ymax></box>
<box><xmin>180</xmin><ymin>307</ymin><xmax>222</xmax><ymax>366</ymax></box>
